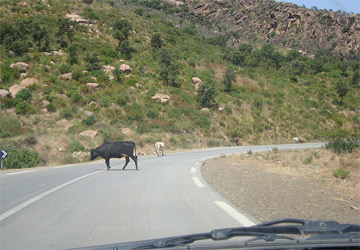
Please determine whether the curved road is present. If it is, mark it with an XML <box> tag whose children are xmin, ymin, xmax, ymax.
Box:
<box><xmin>0</xmin><ymin>143</ymin><xmax>323</xmax><ymax>249</ymax></box>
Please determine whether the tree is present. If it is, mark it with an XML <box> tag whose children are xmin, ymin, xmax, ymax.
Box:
<box><xmin>335</xmin><ymin>81</ymin><xmax>349</xmax><ymax>105</ymax></box>
<box><xmin>197</xmin><ymin>81</ymin><xmax>217</xmax><ymax>108</ymax></box>
<box><xmin>113</xmin><ymin>19</ymin><xmax>132</xmax><ymax>42</ymax></box>
<box><xmin>57</xmin><ymin>18</ymin><xmax>76</xmax><ymax>45</ymax></box>
<box><xmin>150</xmin><ymin>33</ymin><xmax>163</xmax><ymax>50</ymax></box>
<box><xmin>223</xmin><ymin>66</ymin><xmax>236</xmax><ymax>92</ymax></box>
<box><xmin>83</xmin><ymin>51</ymin><xmax>100</xmax><ymax>71</ymax></box>
<box><xmin>118</xmin><ymin>40</ymin><xmax>135</xmax><ymax>59</ymax></box>
<box><xmin>67</xmin><ymin>43</ymin><xmax>78</xmax><ymax>65</ymax></box>
<box><xmin>291</xmin><ymin>59</ymin><xmax>307</xmax><ymax>81</ymax></box>
<box><xmin>351</xmin><ymin>70</ymin><xmax>359</xmax><ymax>86</ymax></box>
<box><xmin>158</xmin><ymin>48</ymin><xmax>180</xmax><ymax>87</ymax></box>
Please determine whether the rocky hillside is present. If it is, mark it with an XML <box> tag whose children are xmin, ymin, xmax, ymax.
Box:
<box><xmin>0</xmin><ymin>0</ymin><xmax>359</xmax><ymax>168</ymax></box>
<box><xmin>168</xmin><ymin>0</ymin><xmax>360</xmax><ymax>56</ymax></box>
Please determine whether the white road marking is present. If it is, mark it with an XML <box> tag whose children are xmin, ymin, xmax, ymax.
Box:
<box><xmin>192</xmin><ymin>177</ymin><xmax>205</xmax><ymax>187</ymax></box>
<box><xmin>0</xmin><ymin>170</ymin><xmax>104</xmax><ymax>222</ymax></box>
<box><xmin>191</xmin><ymin>167</ymin><xmax>196</xmax><ymax>173</ymax></box>
<box><xmin>54</xmin><ymin>165</ymin><xmax>75</xmax><ymax>169</ymax></box>
<box><xmin>215</xmin><ymin>201</ymin><xmax>256</xmax><ymax>227</ymax></box>
<box><xmin>195</xmin><ymin>161</ymin><xmax>200</xmax><ymax>165</ymax></box>
<box><xmin>6</xmin><ymin>170</ymin><xmax>37</xmax><ymax>176</ymax></box>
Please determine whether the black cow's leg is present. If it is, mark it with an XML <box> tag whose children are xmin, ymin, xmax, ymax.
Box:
<box><xmin>130</xmin><ymin>155</ymin><xmax>138</xmax><ymax>170</ymax></box>
<box><xmin>105</xmin><ymin>158</ymin><xmax>111</xmax><ymax>170</ymax></box>
<box><xmin>122</xmin><ymin>156</ymin><xmax>130</xmax><ymax>170</ymax></box>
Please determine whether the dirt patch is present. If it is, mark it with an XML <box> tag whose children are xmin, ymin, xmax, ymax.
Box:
<box><xmin>201</xmin><ymin>148</ymin><xmax>360</xmax><ymax>224</ymax></box>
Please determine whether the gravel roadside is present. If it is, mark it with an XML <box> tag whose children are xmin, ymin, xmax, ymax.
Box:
<box><xmin>201</xmin><ymin>149</ymin><xmax>360</xmax><ymax>224</ymax></box>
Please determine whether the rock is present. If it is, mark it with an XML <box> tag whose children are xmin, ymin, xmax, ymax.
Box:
<box><xmin>121</xmin><ymin>128</ymin><xmax>135</xmax><ymax>136</ymax></box>
<box><xmin>66</xmin><ymin>11</ymin><xmax>88</xmax><ymax>24</ymax></box>
<box><xmin>192</xmin><ymin>77</ymin><xmax>202</xmax><ymax>85</ymax></box>
<box><xmin>42</xmin><ymin>100</ymin><xmax>50</xmax><ymax>106</ymax></box>
<box><xmin>0</xmin><ymin>89</ymin><xmax>10</xmax><ymax>98</ymax></box>
<box><xmin>86</xmin><ymin>82</ymin><xmax>100</xmax><ymax>89</ymax></box>
<box><xmin>10</xmin><ymin>62</ymin><xmax>29</xmax><ymax>71</ymax></box>
<box><xmin>20</xmin><ymin>77</ymin><xmax>38</xmax><ymax>87</ymax></box>
<box><xmin>58</xmin><ymin>146</ymin><xmax>65</xmax><ymax>152</ymax></box>
<box><xmin>52</xmin><ymin>50</ymin><xmax>66</xmax><ymax>56</ymax></box>
<box><xmin>350</xmin><ymin>206</ymin><xmax>359</xmax><ymax>211</ymax></box>
<box><xmin>102</xmin><ymin>65</ymin><xmax>115</xmax><ymax>73</ymax></box>
<box><xmin>152</xmin><ymin>93</ymin><xmax>171</xmax><ymax>103</ymax></box>
<box><xmin>20</xmin><ymin>73</ymin><xmax>27</xmax><ymax>78</ymax></box>
<box><xmin>59</xmin><ymin>73</ymin><xmax>72</xmax><ymax>81</ymax></box>
<box><xmin>192</xmin><ymin>77</ymin><xmax>202</xmax><ymax>90</ymax></box>
<box><xmin>218</xmin><ymin>105</ymin><xmax>225</xmax><ymax>112</ymax></box>
<box><xmin>42</xmin><ymin>108</ymin><xmax>48</xmax><ymax>113</ymax></box>
<box><xmin>120</xmin><ymin>64</ymin><xmax>132</xmax><ymax>73</ymax></box>
<box><xmin>201</xmin><ymin>108</ymin><xmax>210</xmax><ymax>112</ymax></box>
<box><xmin>9</xmin><ymin>84</ymin><xmax>25</xmax><ymax>98</ymax></box>
<box><xmin>43</xmin><ymin>52</ymin><xmax>52</xmax><ymax>56</ymax></box>
<box><xmin>84</xmin><ymin>110</ymin><xmax>94</xmax><ymax>117</ymax></box>
<box><xmin>80</xmin><ymin>130</ymin><xmax>98</xmax><ymax>138</ymax></box>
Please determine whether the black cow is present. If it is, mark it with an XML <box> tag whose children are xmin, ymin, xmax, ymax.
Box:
<box><xmin>90</xmin><ymin>141</ymin><xmax>138</xmax><ymax>170</ymax></box>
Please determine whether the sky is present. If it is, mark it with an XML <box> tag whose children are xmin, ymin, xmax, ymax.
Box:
<box><xmin>275</xmin><ymin>0</ymin><xmax>360</xmax><ymax>14</ymax></box>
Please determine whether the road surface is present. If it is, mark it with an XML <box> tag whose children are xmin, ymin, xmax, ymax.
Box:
<box><xmin>0</xmin><ymin>143</ymin><xmax>323</xmax><ymax>249</ymax></box>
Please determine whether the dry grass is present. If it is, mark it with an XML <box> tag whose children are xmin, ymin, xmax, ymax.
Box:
<box><xmin>228</xmin><ymin>148</ymin><xmax>360</xmax><ymax>203</ymax></box>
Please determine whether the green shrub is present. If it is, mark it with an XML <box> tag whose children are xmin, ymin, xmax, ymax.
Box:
<box><xmin>46</xmin><ymin>103</ymin><xmax>57</xmax><ymax>112</ymax></box>
<box><xmin>67</xmin><ymin>140</ymin><xmax>84</xmax><ymax>152</ymax></box>
<box><xmin>5</xmin><ymin>148</ymin><xmax>44</xmax><ymax>169</ymax></box>
<box><xmin>23</xmin><ymin>134</ymin><xmax>37</xmax><ymax>145</ymax></box>
<box><xmin>0</xmin><ymin>118</ymin><xmax>25</xmax><ymax>138</ymax></box>
<box><xmin>15</xmin><ymin>88</ymin><xmax>32</xmax><ymax>101</ymax></box>
<box><xmin>333</xmin><ymin>169</ymin><xmax>350</xmax><ymax>179</ymax></box>
<box><xmin>60</xmin><ymin>108</ymin><xmax>73</xmax><ymax>119</ymax></box>
<box><xmin>15</xmin><ymin>101</ymin><xmax>30</xmax><ymax>115</ymax></box>
<box><xmin>82</xmin><ymin>115</ymin><xmax>96</xmax><ymax>126</ymax></box>
<box><xmin>325</xmin><ymin>137</ymin><xmax>360</xmax><ymax>154</ymax></box>
<box><xmin>303</xmin><ymin>155</ymin><xmax>313</xmax><ymax>164</ymax></box>
<box><xmin>59</xmin><ymin>63</ymin><xmax>71</xmax><ymax>74</ymax></box>
<box><xmin>207</xmin><ymin>140</ymin><xmax>220</xmax><ymax>147</ymax></box>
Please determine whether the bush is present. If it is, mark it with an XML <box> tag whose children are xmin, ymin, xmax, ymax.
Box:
<box><xmin>60</xmin><ymin>108</ymin><xmax>73</xmax><ymax>119</ymax></box>
<box><xmin>325</xmin><ymin>137</ymin><xmax>360</xmax><ymax>154</ymax></box>
<box><xmin>333</xmin><ymin>169</ymin><xmax>350</xmax><ymax>179</ymax></box>
<box><xmin>45</xmin><ymin>103</ymin><xmax>57</xmax><ymax>112</ymax></box>
<box><xmin>82</xmin><ymin>115</ymin><xmax>96</xmax><ymax>126</ymax></box>
<box><xmin>67</xmin><ymin>140</ymin><xmax>84</xmax><ymax>152</ymax></box>
<box><xmin>303</xmin><ymin>155</ymin><xmax>313</xmax><ymax>164</ymax></box>
<box><xmin>15</xmin><ymin>88</ymin><xmax>32</xmax><ymax>101</ymax></box>
<box><xmin>5</xmin><ymin>148</ymin><xmax>44</xmax><ymax>169</ymax></box>
<box><xmin>0</xmin><ymin>118</ymin><xmax>25</xmax><ymax>138</ymax></box>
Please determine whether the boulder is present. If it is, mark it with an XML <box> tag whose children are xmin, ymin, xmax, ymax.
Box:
<box><xmin>80</xmin><ymin>130</ymin><xmax>98</xmax><ymax>138</ymax></box>
<box><xmin>86</xmin><ymin>83</ymin><xmax>99</xmax><ymax>89</ymax></box>
<box><xmin>102</xmin><ymin>65</ymin><xmax>115</xmax><ymax>73</ymax></box>
<box><xmin>20</xmin><ymin>77</ymin><xmax>38</xmax><ymax>87</ymax></box>
<box><xmin>192</xmin><ymin>77</ymin><xmax>202</xmax><ymax>90</ymax></box>
<box><xmin>201</xmin><ymin>108</ymin><xmax>210</xmax><ymax>112</ymax></box>
<box><xmin>9</xmin><ymin>84</ymin><xmax>25</xmax><ymax>98</ymax></box>
<box><xmin>10</xmin><ymin>62</ymin><xmax>28</xmax><ymax>71</ymax></box>
<box><xmin>42</xmin><ymin>100</ymin><xmax>50</xmax><ymax>106</ymax></box>
<box><xmin>120</xmin><ymin>64</ymin><xmax>132</xmax><ymax>73</ymax></box>
<box><xmin>0</xmin><ymin>89</ymin><xmax>10</xmax><ymax>98</ymax></box>
<box><xmin>66</xmin><ymin>11</ymin><xmax>88</xmax><ymax>24</ymax></box>
<box><xmin>20</xmin><ymin>73</ymin><xmax>27</xmax><ymax>78</ymax></box>
<box><xmin>151</xmin><ymin>94</ymin><xmax>171</xmax><ymax>103</ymax></box>
<box><xmin>59</xmin><ymin>73</ymin><xmax>72</xmax><ymax>81</ymax></box>
<box><xmin>84</xmin><ymin>110</ymin><xmax>94</xmax><ymax>117</ymax></box>
<box><xmin>52</xmin><ymin>50</ymin><xmax>66</xmax><ymax>56</ymax></box>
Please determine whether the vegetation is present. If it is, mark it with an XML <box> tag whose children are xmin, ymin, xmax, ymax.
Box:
<box><xmin>0</xmin><ymin>0</ymin><xmax>359</xmax><ymax>168</ymax></box>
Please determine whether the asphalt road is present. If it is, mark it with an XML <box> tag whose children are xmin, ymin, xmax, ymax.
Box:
<box><xmin>0</xmin><ymin>143</ymin><xmax>324</xmax><ymax>249</ymax></box>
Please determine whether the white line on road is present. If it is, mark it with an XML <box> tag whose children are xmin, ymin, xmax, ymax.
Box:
<box><xmin>215</xmin><ymin>201</ymin><xmax>255</xmax><ymax>227</ymax></box>
<box><xmin>54</xmin><ymin>165</ymin><xmax>75</xmax><ymax>169</ymax></box>
<box><xmin>192</xmin><ymin>177</ymin><xmax>205</xmax><ymax>187</ymax></box>
<box><xmin>195</xmin><ymin>161</ymin><xmax>200</xmax><ymax>165</ymax></box>
<box><xmin>6</xmin><ymin>170</ymin><xmax>37</xmax><ymax>176</ymax></box>
<box><xmin>190</xmin><ymin>167</ymin><xmax>196</xmax><ymax>173</ymax></box>
<box><xmin>0</xmin><ymin>170</ymin><xmax>104</xmax><ymax>223</ymax></box>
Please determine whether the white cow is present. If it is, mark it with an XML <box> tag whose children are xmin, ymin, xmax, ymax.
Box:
<box><xmin>155</xmin><ymin>142</ymin><xmax>165</xmax><ymax>156</ymax></box>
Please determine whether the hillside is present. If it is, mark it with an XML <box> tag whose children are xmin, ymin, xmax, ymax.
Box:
<box><xmin>0</xmin><ymin>0</ymin><xmax>359</xmax><ymax>167</ymax></box>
